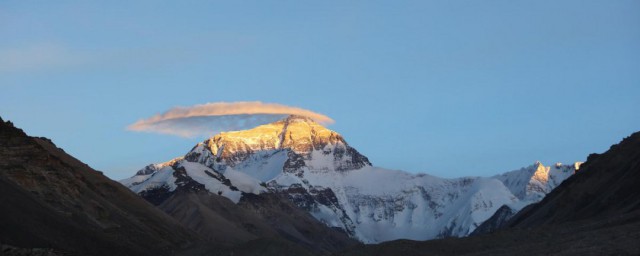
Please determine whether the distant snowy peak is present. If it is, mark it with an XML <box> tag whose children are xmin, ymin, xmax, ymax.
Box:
<box><xmin>120</xmin><ymin>158</ymin><xmax>265</xmax><ymax>204</ymax></box>
<box><xmin>185</xmin><ymin>115</ymin><xmax>371</xmax><ymax>173</ymax></box>
<box><xmin>494</xmin><ymin>161</ymin><xmax>582</xmax><ymax>205</ymax></box>
<box><xmin>135</xmin><ymin>157</ymin><xmax>183</xmax><ymax>175</ymax></box>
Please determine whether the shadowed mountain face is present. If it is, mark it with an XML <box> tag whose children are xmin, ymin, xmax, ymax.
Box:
<box><xmin>340</xmin><ymin>131</ymin><xmax>640</xmax><ymax>256</ymax></box>
<box><xmin>470</xmin><ymin>205</ymin><xmax>516</xmax><ymax>235</ymax></box>
<box><xmin>154</xmin><ymin>189</ymin><xmax>359</xmax><ymax>254</ymax></box>
<box><xmin>0</xmin><ymin>117</ymin><xmax>197</xmax><ymax>255</ymax></box>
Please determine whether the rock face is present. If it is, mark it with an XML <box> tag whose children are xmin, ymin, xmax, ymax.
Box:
<box><xmin>470</xmin><ymin>205</ymin><xmax>516</xmax><ymax>235</ymax></box>
<box><xmin>0</xmin><ymin>117</ymin><xmax>196</xmax><ymax>256</ymax></box>
<box><xmin>122</xmin><ymin>115</ymin><xmax>579</xmax><ymax>243</ymax></box>
<box><xmin>155</xmin><ymin>190</ymin><xmax>358</xmax><ymax>253</ymax></box>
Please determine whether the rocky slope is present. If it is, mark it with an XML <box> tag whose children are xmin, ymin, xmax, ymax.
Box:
<box><xmin>470</xmin><ymin>205</ymin><xmax>516</xmax><ymax>235</ymax></box>
<box><xmin>0</xmin><ymin>117</ymin><xmax>196</xmax><ymax>255</ymax></box>
<box><xmin>152</xmin><ymin>183</ymin><xmax>358</xmax><ymax>254</ymax></box>
<box><xmin>122</xmin><ymin>115</ymin><xmax>579</xmax><ymax>243</ymax></box>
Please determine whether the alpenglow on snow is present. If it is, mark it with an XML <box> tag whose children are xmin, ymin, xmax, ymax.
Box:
<box><xmin>121</xmin><ymin>115</ymin><xmax>581</xmax><ymax>243</ymax></box>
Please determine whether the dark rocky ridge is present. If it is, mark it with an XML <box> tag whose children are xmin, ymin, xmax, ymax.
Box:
<box><xmin>0</xmin><ymin>117</ymin><xmax>197</xmax><ymax>255</ymax></box>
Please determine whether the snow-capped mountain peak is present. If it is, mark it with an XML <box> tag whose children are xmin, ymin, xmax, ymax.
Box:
<box><xmin>494</xmin><ymin>161</ymin><xmax>582</xmax><ymax>206</ymax></box>
<box><xmin>184</xmin><ymin>115</ymin><xmax>371</xmax><ymax>175</ymax></box>
<box><xmin>120</xmin><ymin>115</ymin><xmax>579</xmax><ymax>244</ymax></box>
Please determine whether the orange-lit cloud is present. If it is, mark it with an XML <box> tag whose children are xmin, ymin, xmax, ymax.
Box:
<box><xmin>127</xmin><ymin>101</ymin><xmax>334</xmax><ymax>137</ymax></box>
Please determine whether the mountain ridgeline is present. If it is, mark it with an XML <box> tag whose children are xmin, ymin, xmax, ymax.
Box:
<box><xmin>0</xmin><ymin>117</ymin><xmax>196</xmax><ymax>255</ymax></box>
<box><xmin>341</xmin><ymin>131</ymin><xmax>640</xmax><ymax>256</ymax></box>
<box><xmin>122</xmin><ymin>115</ymin><xmax>581</xmax><ymax>243</ymax></box>
<box><xmin>2</xmin><ymin>114</ymin><xmax>637</xmax><ymax>255</ymax></box>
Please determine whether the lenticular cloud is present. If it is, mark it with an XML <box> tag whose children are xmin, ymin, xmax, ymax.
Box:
<box><xmin>127</xmin><ymin>102</ymin><xmax>334</xmax><ymax>138</ymax></box>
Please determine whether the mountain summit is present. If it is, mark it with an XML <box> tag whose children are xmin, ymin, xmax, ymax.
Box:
<box><xmin>186</xmin><ymin>114</ymin><xmax>370</xmax><ymax>174</ymax></box>
<box><xmin>121</xmin><ymin>115</ymin><xmax>579</xmax><ymax>243</ymax></box>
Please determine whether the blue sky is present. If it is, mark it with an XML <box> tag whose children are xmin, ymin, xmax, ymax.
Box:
<box><xmin>1</xmin><ymin>1</ymin><xmax>639</xmax><ymax>180</ymax></box>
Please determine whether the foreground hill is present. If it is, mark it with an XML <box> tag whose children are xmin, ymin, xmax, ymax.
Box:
<box><xmin>340</xmin><ymin>131</ymin><xmax>640</xmax><ymax>255</ymax></box>
<box><xmin>0</xmin><ymin>117</ymin><xmax>196</xmax><ymax>255</ymax></box>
